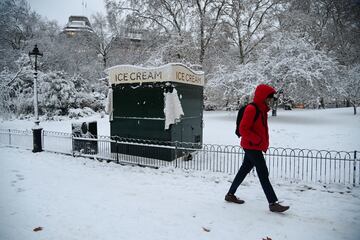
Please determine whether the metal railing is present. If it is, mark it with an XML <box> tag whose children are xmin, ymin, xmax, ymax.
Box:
<box><xmin>0</xmin><ymin>128</ymin><xmax>359</xmax><ymax>186</ymax></box>
<box><xmin>0</xmin><ymin>129</ymin><xmax>33</xmax><ymax>149</ymax></box>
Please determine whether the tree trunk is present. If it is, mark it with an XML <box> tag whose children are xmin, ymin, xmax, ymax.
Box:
<box><xmin>238</xmin><ymin>38</ymin><xmax>245</xmax><ymax>64</ymax></box>
<box><xmin>350</xmin><ymin>100</ymin><xmax>357</xmax><ymax>115</ymax></box>
<box><xmin>199</xmin><ymin>15</ymin><xmax>205</xmax><ymax>65</ymax></box>
<box><xmin>103</xmin><ymin>55</ymin><xmax>107</xmax><ymax>69</ymax></box>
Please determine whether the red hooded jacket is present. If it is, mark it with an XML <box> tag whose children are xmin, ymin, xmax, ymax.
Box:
<box><xmin>239</xmin><ymin>84</ymin><xmax>276</xmax><ymax>152</ymax></box>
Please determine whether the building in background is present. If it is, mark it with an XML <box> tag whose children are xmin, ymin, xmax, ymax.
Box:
<box><xmin>62</xmin><ymin>16</ymin><xmax>94</xmax><ymax>37</ymax></box>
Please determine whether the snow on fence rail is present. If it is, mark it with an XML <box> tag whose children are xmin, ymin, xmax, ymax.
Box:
<box><xmin>0</xmin><ymin>129</ymin><xmax>359</xmax><ymax>186</ymax></box>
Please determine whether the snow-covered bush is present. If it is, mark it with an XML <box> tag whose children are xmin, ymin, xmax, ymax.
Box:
<box><xmin>68</xmin><ymin>107</ymin><xmax>96</xmax><ymax>119</ymax></box>
<box><xmin>0</xmin><ymin>56</ymin><xmax>105</xmax><ymax>118</ymax></box>
<box><xmin>205</xmin><ymin>33</ymin><xmax>343</xmax><ymax>110</ymax></box>
<box><xmin>39</xmin><ymin>71</ymin><xmax>105</xmax><ymax>116</ymax></box>
<box><xmin>260</xmin><ymin>33</ymin><xmax>340</xmax><ymax>107</ymax></box>
<box><xmin>0</xmin><ymin>54</ymin><xmax>35</xmax><ymax>117</ymax></box>
<box><xmin>205</xmin><ymin>63</ymin><xmax>264</xmax><ymax>110</ymax></box>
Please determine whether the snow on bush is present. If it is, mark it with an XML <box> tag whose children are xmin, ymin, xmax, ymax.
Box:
<box><xmin>205</xmin><ymin>63</ymin><xmax>263</xmax><ymax>110</ymax></box>
<box><xmin>68</xmin><ymin>107</ymin><xmax>96</xmax><ymax>119</ymax></box>
<box><xmin>0</xmin><ymin>55</ymin><xmax>105</xmax><ymax>119</ymax></box>
<box><xmin>261</xmin><ymin>33</ymin><xmax>340</xmax><ymax>107</ymax></box>
<box><xmin>205</xmin><ymin>33</ymin><xmax>343</xmax><ymax>110</ymax></box>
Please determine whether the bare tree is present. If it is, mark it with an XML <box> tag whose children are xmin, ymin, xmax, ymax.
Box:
<box><xmin>336</xmin><ymin>65</ymin><xmax>360</xmax><ymax>115</ymax></box>
<box><xmin>105</xmin><ymin>0</ymin><xmax>189</xmax><ymax>38</ymax></box>
<box><xmin>0</xmin><ymin>0</ymin><xmax>40</xmax><ymax>50</ymax></box>
<box><xmin>128</xmin><ymin>0</ymin><xmax>190</xmax><ymax>37</ymax></box>
<box><xmin>90</xmin><ymin>12</ymin><xmax>117</xmax><ymax>69</ymax></box>
<box><xmin>280</xmin><ymin>0</ymin><xmax>360</xmax><ymax>65</ymax></box>
<box><xmin>223</xmin><ymin>0</ymin><xmax>281</xmax><ymax>64</ymax></box>
<box><xmin>191</xmin><ymin>0</ymin><xmax>227</xmax><ymax>65</ymax></box>
<box><xmin>105</xmin><ymin>0</ymin><xmax>227</xmax><ymax>65</ymax></box>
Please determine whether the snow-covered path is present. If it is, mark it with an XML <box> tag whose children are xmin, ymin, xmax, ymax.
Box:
<box><xmin>1</xmin><ymin>147</ymin><xmax>359</xmax><ymax>240</ymax></box>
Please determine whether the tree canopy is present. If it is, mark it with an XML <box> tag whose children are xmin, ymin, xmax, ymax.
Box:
<box><xmin>0</xmin><ymin>0</ymin><xmax>359</xmax><ymax>117</ymax></box>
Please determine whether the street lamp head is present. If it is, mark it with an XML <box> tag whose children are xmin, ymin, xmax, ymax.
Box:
<box><xmin>29</xmin><ymin>44</ymin><xmax>43</xmax><ymax>57</ymax></box>
<box><xmin>28</xmin><ymin>44</ymin><xmax>43</xmax><ymax>71</ymax></box>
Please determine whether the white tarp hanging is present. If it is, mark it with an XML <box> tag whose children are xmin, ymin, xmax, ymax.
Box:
<box><xmin>164</xmin><ymin>88</ymin><xmax>184</xmax><ymax>130</ymax></box>
<box><xmin>105</xmin><ymin>88</ymin><xmax>113</xmax><ymax>121</ymax></box>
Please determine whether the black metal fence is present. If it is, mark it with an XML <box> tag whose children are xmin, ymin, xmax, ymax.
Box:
<box><xmin>0</xmin><ymin>128</ymin><xmax>359</xmax><ymax>186</ymax></box>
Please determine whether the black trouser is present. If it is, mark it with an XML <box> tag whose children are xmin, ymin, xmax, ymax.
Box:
<box><xmin>228</xmin><ymin>149</ymin><xmax>278</xmax><ymax>204</ymax></box>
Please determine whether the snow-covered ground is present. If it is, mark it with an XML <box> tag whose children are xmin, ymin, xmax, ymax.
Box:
<box><xmin>0</xmin><ymin>108</ymin><xmax>360</xmax><ymax>239</ymax></box>
<box><xmin>1</xmin><ymin>147</ymin><xmax>360</xmax><ymax>240</ymax></box>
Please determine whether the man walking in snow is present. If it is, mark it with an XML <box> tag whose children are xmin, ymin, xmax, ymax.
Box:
<box><xmin>225</xmin><ymin>84</ymin><xmax>290</xmax><ymax>213</ymax></box>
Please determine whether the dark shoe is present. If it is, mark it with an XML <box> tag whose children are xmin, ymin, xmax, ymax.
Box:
<box><xmin>269</xmin><ymin>202</ymin><xmax>289</xmax><ymax>213</ymax></box>
<box><xmin>225</xmin><ymin>193</ymin><xmax>245</xmax><ymax>204</ymax></box>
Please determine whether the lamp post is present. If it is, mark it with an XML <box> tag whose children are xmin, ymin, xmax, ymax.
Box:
<box><xmin>272</xmin><ymin>89</ymin><xmax>283</xmax><ymax>117</ymax></box>
<box><xmin>29</xmin><ymin>44</ymin><xmax>43</xmax><ymax>152</ymax></box>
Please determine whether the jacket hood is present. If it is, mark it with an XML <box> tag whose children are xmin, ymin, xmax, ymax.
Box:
<box><xmin>253</xmin><ymin>84</ymin><xmax>276</xmax><ymax>104</ymax></box>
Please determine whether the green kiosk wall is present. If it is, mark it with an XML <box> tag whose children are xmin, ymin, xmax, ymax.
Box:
<box><xmin>106</xmin><ymin>63</ymin><xmax>204</xmax><ymax>161</ymax></box>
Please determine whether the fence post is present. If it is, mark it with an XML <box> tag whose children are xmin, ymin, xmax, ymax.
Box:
<box><xmin>71</xmin><ymin>134</ymin><xmax>74</xmax><ymax>156</ymax></box>
<box><xmin>354</xmin><ymin>151</ymin><xmax>357</xmax><ymax>187</ymax></box>
<box><xmin>42</xmin><ymin>130</ymin><xmax>44</xmax><ymax>151</ymax></box>
<box><xmin>175</xmin><ymin>141</ymin><xmax>178</xmax><ymax>168</ymax></box>
<box><xmin>116</xmin><ymin>139</ymin><xmax>119</xmax><ymax>164</ymax></box>
<box><xmin>8</xmin><ymin>129</ymin><xmax>11</xmax><ymax>146</ymax></box>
